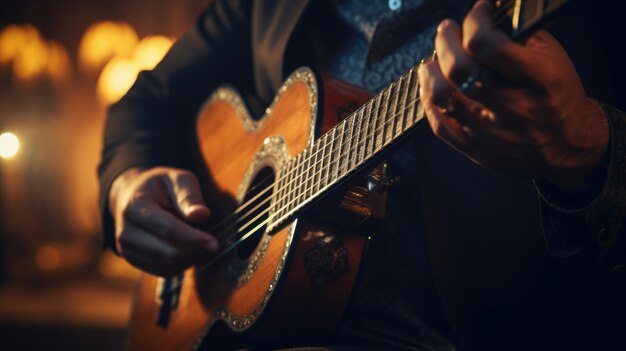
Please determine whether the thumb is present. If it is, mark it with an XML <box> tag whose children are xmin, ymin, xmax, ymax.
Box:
<box><xmin>165</xmin><ymin>171</ymin><xmax>211</xmax><ymax>222</ymax></box>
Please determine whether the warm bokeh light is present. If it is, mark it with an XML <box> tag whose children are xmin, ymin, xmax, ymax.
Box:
<box><xmin>132</xmin><ymin>35</ymin><xmax>174</xmax><ymax>71</ymax></box>
<box><xmin>0</xmin><ymin>24</ymin><xmax>40</xmax><ymax>65</ymax></box>
<box><xmin>0</xmin><ymin>24</ymin><xmax>72</xmax><ymax>82</ymax></box>
<box><xmin>12</xmin><ymin>34</ymin><xmax>49</xmax><ymax>81</ymax></box>
<box><xmin>96</xmin><ymin>35</ymin><xmax>174</xmax><ymax>104</ymax></box>
<box><xmin>78</xmin><ymin>21</ymin><xmax>138</xmax><ymax>72</ymax></box>
<box><xmin>96</xmin><ymin>57</ymin><xmax>139</xmax><ymax>104</ymax></box>
<box><xmin>0</xmin><ymin>132</ymin><xmax>20</xmax><ymax>159</ymax></box>
<box><xmin>46</xmin><ymin>41</ymin><xmax>72</xmax><ymax>82</ymax></box>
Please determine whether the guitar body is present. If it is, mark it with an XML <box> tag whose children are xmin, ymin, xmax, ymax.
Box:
<box><xmin>127</xmin><ymin>68</ymin><xmax>377</xmax><ymax>350</ymax></box>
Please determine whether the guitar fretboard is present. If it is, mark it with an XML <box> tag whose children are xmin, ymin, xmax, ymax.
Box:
<box><xmin>267</xmin><ymin>66</ymin><xmax>423</xmax><ymax>232</ymax></box>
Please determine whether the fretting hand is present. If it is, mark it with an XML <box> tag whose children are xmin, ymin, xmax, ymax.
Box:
<box><xmin>417</xmin><ymin>0</ymin><xmax>609</xmax><ymax>202</ymax></box>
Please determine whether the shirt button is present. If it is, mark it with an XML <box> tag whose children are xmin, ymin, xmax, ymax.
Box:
<box><xmin>389</xmin><ymin>0</ymin><xmax>401</xmax><ymax>11</ymax></box>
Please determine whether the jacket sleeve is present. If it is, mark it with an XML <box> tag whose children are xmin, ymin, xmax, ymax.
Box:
<box><xmin>536</xmin><ymin>103</ymin><xmax>626</xmax><ymax>271</ymax></box>
<box><xmin>97</xmin><ymin>0</ymin><xmax>254</xmax><ymax>251</ymax></box>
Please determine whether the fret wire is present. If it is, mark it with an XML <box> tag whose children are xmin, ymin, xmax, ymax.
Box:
<box><xmin>387</xmin><ymin>79</ymin><xmax>402</xmax><ymax>146</ymax></box>
<box><xmin>335</xmin><ymin>118</ymin><xmax>345</xmax><ymax>178</ymax></box>
<box><xmin>351</xmin><ymin>106</ymin><xmax>364</xmax><ymax>169</ymax></box>
<box><xmin>404</xmin><ymin>68</ymin><xmax>417</xmax><ymax>131</ymax></box>
<box><xmin>270</xmin><ymin>94</ymin><xmax>423</xmax><ymax>226</ymax></box>
<box><xmin>345</xmin><ymin>113</ymin><xmax>356</xmax><ymax>173</ymax></box>
<box><xmin>338</xmin><ymin>117</ymin><xmax>349</xmax><ymax>175</ymax></box>
<box><xmin>412</xmin><ymin>67</ymin><xmax>425</xmax><ymax>125</ymax></box>
<box><xmin>310</xmin><ymin>143</ymin><xmax>320</xmax><ymax>197</ymax></box>
<box><xmin>319</xmin><ymin>132</ymin><xmax>330</xmax><ymax>191</ymax></box>
<box><xmin>298</xmin><ymin>152</ymin><xmax>307</xmax><ymax>212</ymax></box>
<box><xmin>358</xmin><ymin>100</ymin><xmax>372</xmax><ymax>165</ymax></box>
<box><xmin>329</xmin><ymin>128</ymin><xmax>338</xmax><ymax>181</ymax></box>
<box><xmin>286</xmin><ymin>158</ymin><xmax>295</xmax><ymax>214</ymax></box>
<box><xmin>366</xmin><ymin>94</ymin><xmax>381</xmax><ymax>157</ymax></box>
<box><xmin>376</xmin><ymin>86</ymin><xmax>391</xmax><ymax>153</ymax></box>
<box><xmin>311</xmin><ymin>142</ymin><xmax>319</xmax><ymax>196</ymax></box>
<box><xmin>315</xmin><ymin>139</ymin><xmax>324</xmax><ymax>193</ymax></box>
<box><xmin>396</xmin><ymin>71</ymin><xmax>410</xmax><ymax>138</ymax></box>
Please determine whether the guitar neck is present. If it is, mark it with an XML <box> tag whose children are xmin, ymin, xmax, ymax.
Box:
<box><xmin>266</xmin><ymin>0</ymin><xmax>573</xmax><ymax>232</ymax></box>
<box><xmin>267</xmin><ymin>67</ymin><xmax>423</xmax><ymax>232</ymax></box>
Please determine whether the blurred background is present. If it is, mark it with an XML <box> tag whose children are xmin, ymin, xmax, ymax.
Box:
<box><xmin>0</xmin><ymin>1</ymin><xmax>210</xmax><ymax>349</ymax></box>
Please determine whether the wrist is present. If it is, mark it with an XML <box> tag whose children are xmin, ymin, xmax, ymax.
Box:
<box><xmin>542</xmin><ymin>98</ymin><xmax>609</xmax><ymax>204</ymax></box>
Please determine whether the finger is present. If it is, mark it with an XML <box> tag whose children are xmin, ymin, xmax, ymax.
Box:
<box><xmin>418</xmin><ymin>59</ymin><xmax>493</xmax><ymax>132</ymax></box>
<box><xmin>435</xmin><ymin>19</ymin><xmax>481</xmax><ymax>87</ymax></box>
<box><xmin>419</xmin><ymin>65</ymin><xmax>470</xmax><ymax>145</ymax></box>
<box><xmin>165</xmin><ymin>171</ymin><xmax>211</xmax><ymax>222</ymax></box>
<box><xmin>418</xmin><ymin>60</ymin><xmax>454</xmax><ymax>110</ymax></box>
<box><xmin>118</xmin><ymin>223</ymin><xmax>198</xmax><ymax>276</ymax></box>
<box><xmin>123</xmin><ymin>199</ymin><xmax>219</xmax><ymax>252</ymax></box>
<box><xmin>462</xmin><ymin>1</ymin><xmax>539</xmax><ymax>85</ymax></box>
<box><xmin>423</xmin><ymin>100</ymin><xmax>468</xmax><ymax>150</ymax></box>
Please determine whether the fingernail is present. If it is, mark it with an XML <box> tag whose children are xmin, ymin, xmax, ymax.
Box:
<box><xmin>187</xmin><ymin>204</ymin><xmax>210</xmax><ymax>216</ymax></box>
<box><xmin>438</xmin><ymin>19</ymin><xmax>451</xmax><ymax>33</ymax></box>
<box><xmin>205</xmin><ymin>241</ymin><xmax>219</xmax><ymax>252</ymax></box>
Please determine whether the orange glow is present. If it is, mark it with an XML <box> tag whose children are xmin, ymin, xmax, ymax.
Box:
<box><xmin>0</xmin><ymin>24</ymin><xmax>39</xmax><ymax>65</ymax></box>
<box><xmin>46</xmin><ymin>41</ymin><xmax>72</xmax><ymax>82</ymax></box>
<box><xmin>95</xmin><ymin>35</ymin><xmax>174</xmax><ymax>104</ymax></box>
<box><xmin>132</xmin><ymin>35</ymin><xmax>174</xmax><ymax>71</ymax></box>
<box><xmin>0</xmin><ymin>24</ymin><xmax>72</xmax><ymax>82</ymax></box>
<box><xmin>78</xmin><ymin>21</ymin><xmax>138</xmax><ymax>72</ymax></box>
<box><xmin>96</xmin><ymin>57</ymin><xmax>139</xmax><ymax>104</ymax></box>
<box><xmin>12</xmin><ymin>36</ymin><xmax>48</xmax><ymax>80</ymax></box>
<box><xmin>0</xmin><ymin>132</ymin><xmax>20</xmax><ymax>159</ymax></box>
<box><xmin>36</xmin><ymin>245</ymin><xmax>61</xmax><ymax>271</ymax></box>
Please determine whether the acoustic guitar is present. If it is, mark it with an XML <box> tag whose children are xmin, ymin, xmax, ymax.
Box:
<box><xmin>127</xmin><ymin>1</ymin><xmax>572</xmax><ymax>349</ymax></box>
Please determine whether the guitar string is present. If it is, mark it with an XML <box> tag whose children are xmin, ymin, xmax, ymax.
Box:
<box><xmin>165</xmin><ymin>1</ymin><xmax>516</xmax><ymax>292</ymax></box>
<box><xmin>206</xmin><ymin>71</ymin><xmax>419</xmax><ymax>241</ymax></box>
<box><xmin>210</xmin><ymin>73</ymin><xmax>420</xmax><ymax>242</ymax></box>
<box><xmin>199</xmin><ymin>74</ymin><xmax>408</xmax><ymax>236</ymax></box>
<box><xmin>162</xmin><ymin>96</ymin><xmax>424</xmax><ymax>297</ymax></box>
<box><xmin>196</xmin><ymin>0</ymin><xmax>515</xmax><ymax>239</ymax></box>
<box><xmin>185</xmin><ymin>94</ymin><xmax>426</xmax><ymax>291</ymax></box>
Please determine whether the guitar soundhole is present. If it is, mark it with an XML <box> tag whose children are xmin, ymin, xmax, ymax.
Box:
<box><xmin>237</xmin><ymin>167</ymin><xmax>274</xmax><ymax>260</ymax></box>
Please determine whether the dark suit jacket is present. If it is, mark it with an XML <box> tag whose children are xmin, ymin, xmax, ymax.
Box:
<box><xmin>99</xmin><ymin>0</ymin><xmax>626</xmax><ymax>349</ymax></box>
